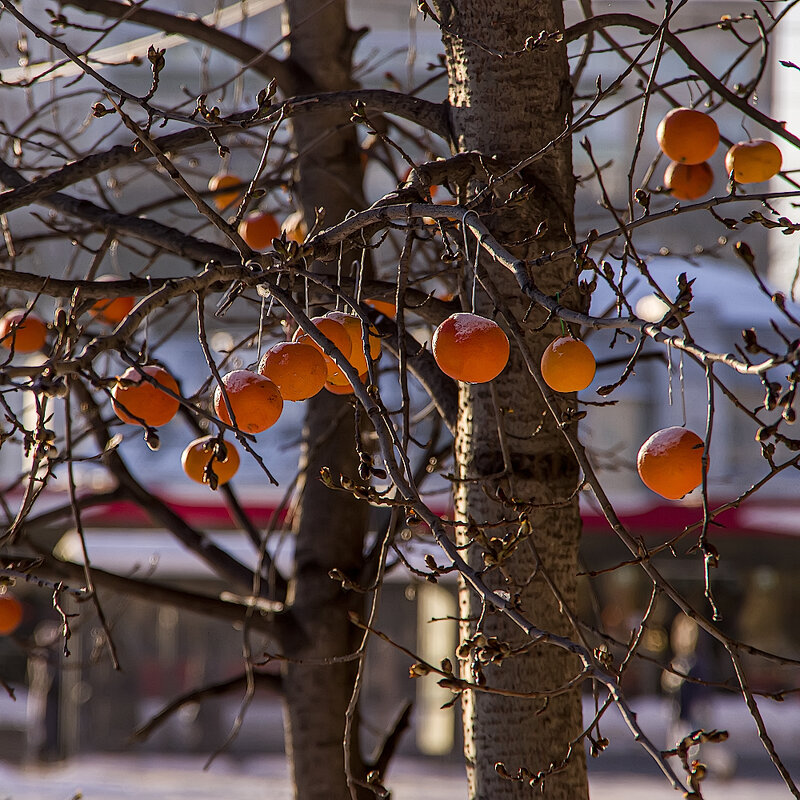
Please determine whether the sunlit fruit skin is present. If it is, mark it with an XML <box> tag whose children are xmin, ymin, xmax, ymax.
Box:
<box><xmin>0</xmin><ymin>309</ymin><xmax>47</xmax><ymax>353</ymax></box>
<box><xmin>258</xmin><ymin>341</ymin><xmax>327</xmax><ymax>401</ymax></box>
<box><xmin>240</xmin><ymin>211</ymin><xmax>281</xmax><ymax>250</ymax></box>
<box><xmin>724</xmin><ymin>140</ymin><xmax>782</xmax><ymax>184</ymax></box>
<box><xmin>111</xmin><ymin>365</ymin><xmax>180</xmax><ymax>427</ymax></box>
<box><xmin>208</xmin><ymin>173</ymin><xmax>243</xmax><ymax>210</ymax></box>
<box><xmin>292</xmin><ymin>316</ymin><xmax>352</xmax><ymax>379</ymax></box>
<box><xmin>90</xmin><ymin>275</ymin><xmax>136</xmax><ymax>325</ymax></box>
<box><xmin>656</xmin><ymin>108</ymin><xmax>719</xmax><ymax>165</ymax></box>
<box><xmin>540</xmin><ymin>336</ymin><xmax>596</xmax><ymax>392</ymax></box>
<box><xmin>324</xmin><ymin>372</ymin><xmax>367</xmax><ymax>394</ymax></box>
<box><xmin>181</xmin><ymin>435</ymin><xmax>240</xmax><ymax>486</ymax></box>
<box><xmin>323</xmin><ymin>311</ymin><xmax>382</xmax><ymax>383</ymax></box>
<box><xmin>401</xmin><ymin>167</ymin><xmax>439</xmax><ymax>199</ymax></box>
<box><xmin>432</xmin><ymin>312</ymin><xmax>510</xmax><ymax>384</ymax></box>
<box><xmin>423</xmin><ymin>199</ymin><xmax>457</xmax><ymax>227</ymax></box>
<box><xmin>282</xmin><ymin>210</ymin><xmax>307</xmax><ymax>243</ymax></box>
<box><xmin>364</xmin><ymin>298</ymin><xmax>396</xmax><ymax>319</ymax></box>
<box><xmin>0</xmin><ymin>594</ymin><xmax>23</xmax><ymax>635</ymax></box>
<box><xmin>663</xmin><ymin>161</ymin><xmax>714</xmax><ymax>201</ymax></box>
<box><xmin>213</xmin><ymin>369</ymin><xmax>283</xmax><ymax>434</ymax></box>
<box><xmin>636</xmin><ymin>426</ymin><xmax>706</xmax><ymax>500</ymax></box>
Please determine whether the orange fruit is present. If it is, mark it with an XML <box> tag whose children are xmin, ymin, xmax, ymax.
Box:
<box><xmin>540</xmin><ymin>336</ymin><xmax>596</xmax><ymax>392</ymax></box>
<box><xmin>364</xmin><ymin>298</ymin><xmax>396</xmax><ymax>319</ymax></box>
<box><xmin>90</xmin><ymin>275</ymin><xmax>136</xmax><ymax>325</ymax></box>
<box><xmin>111</xmin><ymin>365</ymin><xmax>181</xmax><ymax>427</ymax></box>
<box><xmin>656</xmin><ymin>108</ymin><xmax>719</xmax><ymax>165</ymax></box>
<box><xmin>325</xmin><ymin>372</ymin><xmax>367</xmax><ymax>394</ymax></box>
<box><xmin>423</xmin><ymin>199</ymin><xmax>457</xmax><ymax>227</ymax></box>
<box><xmin>637</xmin><ymin>426</ymin><xmax>706</xmax><ymax>500</ymax></box>
<box><xmin>663</xmin><ymin>161</ymin><xmax>714</xmax><ymax>201</ymax></box>
<box><xmin>282</xmin><ymin>210</ymin><xmax>307</xmax><ymax>243</ymax></box>
<box><xmin>401</xmin><ymin>167</ymin><xmax>439</xmax><ymax>198</ymax></box>
<box><xmin>323</xmin><ymin>311</ymin><xmax>382</xmax><ymax>383</ymax></box>
<box><xmin>724</xmin><ymin>140</ymin><xmax>782</xmax><ymax>183</ymax></box>
<box><xmin>208</xmin><ymin>173</ymin><xmax>243</xmax><ymax>210</ymax></box>
<box><xmin>0</xmin><ymin>594</ymin><xmax>23</xmax><ymax>635</ymax></box>
<box><xmin>258</xmin><ymin>341</ymin><xmax>327</xmax><ymax>401</ymax></box>
<box><xmin>213</xmin><ymin>369</ymin><xmax>283</xmax><ymax>434</ymax></box>
<box><xmin>240</xmin><ymin>211</ymin><xmax>281</xmax><ymax>250</ymax></box>
<box><xmin>0</xmin><ymin>309</ymin><xmax>47</xmax><ymax>353</ymax></box>
<box><xmin>292</xmin><ymin>316</ymin><xmax>352</xmax><ymax>379</ymax></box>
<box><xmin>181</xmin><ymin>435</ymin><xmax>240</xmax><ymax>486</ymax></box>
<box><xmin>432</xmin><ymin>313</ymin><xmax>510</xmax><ymax>384</ymax></box>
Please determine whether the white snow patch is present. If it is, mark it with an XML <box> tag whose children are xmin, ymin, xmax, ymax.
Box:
<box><xmin>449</xmin><ymin>313</ymin><xmax>498</xmax><ymax>342</ymax></box>
<box><xmin>221</xmin><ymin>369</ymin><xmax>261</xmax><ymax>391</ymax></box>
<box><xmin>638</xmin><ymin>426</ymin><xmax>699</xmax><ymax>460</ymax></box>
<box><xmin>549</xmin><ymin>336</ymin><xmax>577</xmax><ymax>354</ymax></box>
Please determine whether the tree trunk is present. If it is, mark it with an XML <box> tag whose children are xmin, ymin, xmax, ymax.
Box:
<box><xmin>279</xmin><ymin>2</ymin><xmax>369</xmax><ymax>798</ymax></box>
<box><xmin>435</xmin><ymin>1</ymin><xmax>589</xmax><ymax>798</ymax></box>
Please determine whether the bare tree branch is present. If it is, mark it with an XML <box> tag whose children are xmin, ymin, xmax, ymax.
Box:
<box><xmin>0</xmin><ymin>156</ymin><xmax>238</xmax><ymax>264</ymax></box>
<box><xmin>62</xmin><ymin>0</ymin><xmax>299</xmax><ymax>91</ymax></box>
<box><xmin>565</xmin><ymin>13</ymin><xmax>800</xmax><ymax>150</ymax></box>
<box><xmin>131</xmin><ymin>670</ymin><xmax>283</xmax><ymax>743</ymax></box>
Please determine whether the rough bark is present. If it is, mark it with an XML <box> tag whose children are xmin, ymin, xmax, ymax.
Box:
<box><xmin>279</xmin><ymin>2</ymin><xmax>370</xmax><ymax>799</ymax></box>
<box><xmin>434</xmin><ymin>1</ymin><xmax>589</xmax><ymax>798</ymax></box>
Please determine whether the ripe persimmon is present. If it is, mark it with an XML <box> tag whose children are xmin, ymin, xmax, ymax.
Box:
<box><xmin>282</xmin><ymin>210</ymin><xmax>307</xmax><ymax>243</ymax></box>
<box><xmin>540</xmin><ymin>336</ymin><xmax>596</xmax><ymax>392</ymax></box>
<box><xmin>182</xmin><ymin>435</ymin><xmax>240</xmax><ymax>486</ymax></box>
<box><xmin>0</xmin><ymin>594</ymin><xmax>23</xmax><ymax>635</ymax></box>
<box><xmin>208</xmin><ymin>173</ymin><xmax>243</xmax><ymax>210</ymax></box>
<box><xmin>663</xmin><ymin>161</ymin><xmax>714</xmax><ymax>201</ymax></box>
<box><xmin>0</xmin><ymin>309</ymin><xmax>47</xmax><ymax>353</ymax></box>
<box><xmin>656</xmin><ymin>108</ymin><xmax>719</xmax><ymax>165</ymax></box>
<box><xmin>724</xmin><ymin>140</ymin><xmax>782</xmax><ymax>183</ymax></box>
<box><xmin>240</xmin><ymin>211</ymin><xmax>281</xmax><ymax>250</ymax></box>
<box><xmin>258</xmin><ymin>341</ymin><xmax>327</xmax><ymax>401</ymax></box>
<box><xmin>323</xmin><ymin>311</ymin><xmax>381</xmax><ymax>382</ymax></box>
<box><xmin>364</xmin><ymin>298</ymin><xmax>396</xmax><ymax>319</ymax></box>
<box><xmin>401</xmin><ymin>167</ymin><xmax>440</xmax><ymax>199</ymax></box>
<box><xmin>432</xmin><ymin>313</ymin><xmax>510</xmax><ymax>384</ymax></box>
<box><xmin>91</xmin><ymin>275</ymin><xmax>136</xmax><ymax>325</ymax></box>
<box><xmin>292</xmin><ymin>316</ymin><xmax>352</xmax><ymax>379</ymax></box>
<box><xmin>637</xmin><ymin>426</ymin><xmax>706</xmax><ymax>500</ymax></box>
<box><xmin>325</xmin><ymin>372</ymin><xmax>367</xmax><ymax>394</ymax></box>
<box><xmin>423</xmin><ymin>199</ymin><xmax>457</xmax><ymax>227</ymax></box>
<box><xmin>213</xmin><ymin>369</ymin><xmax>283</xmax><ymax>434</ymax></box>
<box><xmin>111</xmin><ymin>365</ymin><xmax>181</xmax><ymax>427</ymax></box>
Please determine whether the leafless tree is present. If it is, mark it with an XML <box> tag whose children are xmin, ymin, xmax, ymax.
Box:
<box><xmin>1</xmin><ymin>2</ymin><xmax>799</xmax><ymax>800</ymax></box>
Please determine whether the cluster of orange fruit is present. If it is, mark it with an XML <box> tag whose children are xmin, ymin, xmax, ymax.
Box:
<box><xmin>208</xmin><ymin>173</ymin><xmax>307</xmax><ymax>248</ymax></box>
<box><xmin>658</xmin><ymin>107</ymin><xmax>783</xmax><ymax>201</ymax></box>
<box><xmin>105</xmin><ymin>309</ymin><xmax>386</xmax><ymax>488</ymax></box>
<box><xmin>0</xmin><ymin>192</ymin><xmax>708</xmax><ymax>504</ymax></box>
<box><xmin>430</xmin><ymin>312</ymin><xmax>706</xmax><ymax>499</ymax></box>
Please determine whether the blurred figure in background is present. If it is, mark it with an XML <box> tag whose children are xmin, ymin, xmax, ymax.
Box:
<box><xmin>26</xmin><ymin>621</ymin><xmax>62</xmax><ymax>763</ymax></box>
<box><xmin>662</xmin><ymin>614</ymin><xmax>736</xmax><ymax>780</ymax></box>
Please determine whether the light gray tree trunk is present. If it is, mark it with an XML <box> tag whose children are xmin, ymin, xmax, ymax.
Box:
<box><xmin>434</xmin><ymin>1</ymin><xmax>590</xmax><ymax>798</ymax></box>
<box><xmin>279</xmin><ymin>2</ymin><xmax>369</xmax><ymax>798</ymax></box>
